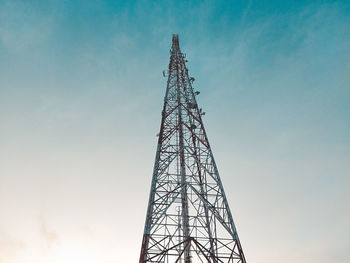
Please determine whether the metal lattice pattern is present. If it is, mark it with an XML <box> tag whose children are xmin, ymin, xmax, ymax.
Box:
<box><xmin>140</xmin><ymin>35</ymin><xmax>246</xmax><ymax>263</ymax></box>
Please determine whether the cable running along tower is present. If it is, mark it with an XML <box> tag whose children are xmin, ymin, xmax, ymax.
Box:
<box><xmin>140</xmin><ymin>35</ymin><xmax>246</xmax><ymax>263</ymax></box>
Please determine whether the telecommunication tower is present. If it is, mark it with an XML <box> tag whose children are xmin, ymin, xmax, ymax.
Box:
<box><xmin>139</xmin><ymin>35</ymin><xmax>247</xmax><ymax>263</ymax></box>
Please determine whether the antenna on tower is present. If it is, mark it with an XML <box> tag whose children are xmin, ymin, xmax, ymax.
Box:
<box><xmin>172</xmin><ymin>34</ymin><xmax>179</xmax><ymax>49</ymax></box>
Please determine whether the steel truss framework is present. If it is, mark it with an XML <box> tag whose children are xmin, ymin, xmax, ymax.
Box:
<box><xmin>140</xmin><ymin>35</ymin><xmax>246</xmax><ymax>263</ymax></box>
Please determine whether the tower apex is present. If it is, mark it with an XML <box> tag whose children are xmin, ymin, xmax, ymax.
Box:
<box><xmin>172</xmin><ymin>34</ymin><xmax>179</xmax><ymax>49</ymax></box>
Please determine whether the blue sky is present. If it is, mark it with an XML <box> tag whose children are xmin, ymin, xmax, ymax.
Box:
<box><xmin>0</xmin><ymin>0</ymin><xmax>349</xmax><ymax>262</ymax></box>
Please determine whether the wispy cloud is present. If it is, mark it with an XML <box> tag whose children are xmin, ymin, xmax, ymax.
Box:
<box><xmin>38</xmin><ymin>216</ymin><xmax>59</xmax><ymax>249</ymax></box>
<box><xmin>0</xmin><ymin>0</ymin><xmax>54</xmax><ymax>54</ymax></box>
<box><xmin>0</xmin><ymin>228</ymin><xmax>26</xmax><ymax>263</ymax></box>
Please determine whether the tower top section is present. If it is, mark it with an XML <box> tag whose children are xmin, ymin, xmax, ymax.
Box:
<box><xmin>172</xmin><ymin>34</ymin><xmax>179</xmax><ymax>50</ymax></box>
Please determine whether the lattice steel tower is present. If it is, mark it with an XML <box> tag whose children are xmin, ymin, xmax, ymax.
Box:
<box><xmin>140</xmin><ymin>35</ymin><xmax>246</xmax><ymax>263</ymax></box>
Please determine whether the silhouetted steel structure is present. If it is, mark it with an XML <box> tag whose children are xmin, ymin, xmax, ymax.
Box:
<box><xmin>140</xmin><ymin>35</ymin><xmax>246</xmax><ymax>263</ymax></box>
